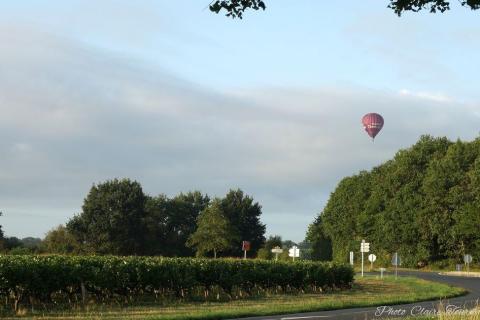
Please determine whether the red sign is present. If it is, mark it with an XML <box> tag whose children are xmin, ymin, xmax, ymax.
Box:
<box><xmin>242</xmin><ymin>241</ymin><xmax>251</xmax><ymax>251</ymax></box>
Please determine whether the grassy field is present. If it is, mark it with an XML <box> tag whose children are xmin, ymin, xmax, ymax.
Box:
<box><xmin>4</xmin><ymin>276</ymin><xmax>466</xmax><ymax>320</ymax></box>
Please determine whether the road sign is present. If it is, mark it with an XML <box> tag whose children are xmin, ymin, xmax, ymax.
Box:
<box><xmin>349</xmin><ymin>251</ymin><xmax>354</xmax><ymax>265</ymax></box>
<box><xmin>242</xmin><ymin>241</ymin><xmax>251</xmax><ymax>260</ymax></box>
<box><xmin>391</xmin><ymin>252</ymin><xmax>401</xmax><ymax>266</ymax></box>
<box><xmin>360</xmin><ymin>240</ymin><xmax>370</xmax><ymax>277</ymax></box>
<box><xmin>271</xmin><ymin>246</ymin><xmax>283</xmax><ymax>261</ymax></box>
<box><xmin>271</xmin><ymin>247</ymin><xmax>283</xmax><ymax>254</ymax></box>
<box><xmin>464</xmin><ymin>254</ymin><xmax>473</xmax><ymax>264</ymax></box>
<box><xmin>368</xmin><ymin>253</ymin><xmax>376</xmax><ymax>271</ymax></box>
<box><xmin>360</xmin><ymin>240</ymin><xmax>370</xmax><ymax>253</ymax></box>
<box><xmin>288</xmin><ymin>246</ymin><xmax>300</xmax><ymax>261</ymax></box>
<box><xmin>464</xmin><ymin>254</ymin><xmax>473</xmax><ymax>273</ymax></box>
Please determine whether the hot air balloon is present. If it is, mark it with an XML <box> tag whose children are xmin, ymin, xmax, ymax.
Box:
<box><xmin>362</xmin><ymin>113</ymin><xmax>384</xmax><ymax>141</ymax></box>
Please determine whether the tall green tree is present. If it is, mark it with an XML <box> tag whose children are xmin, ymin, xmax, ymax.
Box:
<box><xmin>220</xmin><ymin>189</ymin><xmax>266</xmax><ymax>256</ymax></box>
<box><xmin>187</xmin><ymin>199</ymin><xmax>238</xmax><ymax>258</ymax></box>
<box><xmin>306</xmin><ymin>216</ymin><xmax>333</xmax><ymax>261</ymax></box>
<box><xmin>144</xmin><ymin>191</ymin><xmax>210</xmax><ymax>256</ymax></box>
<box><xmin>43</xmin><ymin>225</ymin><xmax>80</xmax><ymax>254</ymax></box>
<box><xmin>312</xmin><ymin>135</ymin><xmax>480</xmax><ymax>267</ymax></box>
<box><xmin>67</xmin><ymin>178</ymin><xmax>147</xmax><ymax>255</ymax></box>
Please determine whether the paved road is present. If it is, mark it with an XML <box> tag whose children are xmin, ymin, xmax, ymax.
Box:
<box><xmin>238</xmin><ymin>271</ymin><xmax>480</xmax><ymax>320</ymax></box>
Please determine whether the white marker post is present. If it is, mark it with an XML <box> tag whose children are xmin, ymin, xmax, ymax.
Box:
<box><xmin>349</xmin><ymin>251</ymin><xmax>354</xmax><ymax>266</ymax></box>
<box><xmin>360</xmin><ymin>240</ymin><xmax>370</xmax><ymax>278</ymax></box>
<box><xmin>380</xmin><ymin>267</ymin><xmax>386</xmax><ymax>279</ymax></box>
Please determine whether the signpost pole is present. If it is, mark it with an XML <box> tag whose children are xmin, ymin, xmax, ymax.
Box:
<box><xmin>464</xmin><ymin>254</ymin><xmax>472</xmax><ymax>274</ymax></box>
<box><xmin>242</xmin><ymin>241</ymin><xmax>250</xmax><ymax>260</ymax></box>
<box><xmin>361</xmin><ymin>251</ymin><xmax>364</xmax><ymax>277</ymax></box>
<box><xmin>361</xmin><ymin>240</ymin><xmax>365</xmax><ymax>278</ymax></box>
<box><xmin>395</xmin><ymin>252</ymin><xmax>398</xmax><ymax>280</ymax></box>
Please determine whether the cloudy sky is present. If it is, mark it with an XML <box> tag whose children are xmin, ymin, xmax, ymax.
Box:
<box><xmin>1</xmin><ymin>1</ymin><xmax>479</xmax><ymax>241</ymax></box>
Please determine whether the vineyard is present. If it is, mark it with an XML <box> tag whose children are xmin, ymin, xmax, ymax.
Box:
<box><xmin>0</xmin><ymin>255</ymin><xmax>353</xmax><ymax>313</ymax></box>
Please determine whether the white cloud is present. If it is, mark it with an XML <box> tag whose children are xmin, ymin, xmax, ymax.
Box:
<box><xmin>398</xmin><ymin>89</ymin><xmax>453</xmax><ymax>103</ymax></box>
<box><xmin>0</xmin><ymin>25</ymin><xmax>478</xmax><ymax>241</ymax></box>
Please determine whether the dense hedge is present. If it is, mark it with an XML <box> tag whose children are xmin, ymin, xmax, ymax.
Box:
<box><xmin>0</xmin><ymin>255</ymin><xmax>353</xmax><ymax>312</ymax></box>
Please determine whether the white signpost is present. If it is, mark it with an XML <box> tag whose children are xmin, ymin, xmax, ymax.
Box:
<box><xmin>288</xmin><ymin>246</ymin><xmax>300</xmax><ymax>261</ymax></box>
<box><xmin>464</xmin><ymin>254</ymin><xmax>473</xmax><ymax>273</ymax></box>
<box><xmin>392</xmin><ymin>252</ymin><xmax>401</xmax><ymax>279</ymax></box>
<box><xmin>349</xmin><ymin>251</ymin><xmax>354</xmax><ymax>266</ymax></box>
<box><xmin>368</xmin><ymin>254</ymin><xmax>377</xmax><ymax>270</ymax></box>
<box><xmin>379</xmin><ymin>267</ymin><xmax>386</xmax><ymax>279</ymax></box>
<box><xmin>360</xmin><ymin>240</ymin><xmax>370</xmax><ymax>277</ymax></box>
<box><xmin>271</xmin><ymin>246</ymin><xmax>283</xmax><ymax>261</ymax></box>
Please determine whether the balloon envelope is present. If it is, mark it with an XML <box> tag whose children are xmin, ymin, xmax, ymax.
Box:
<box><xmin>362</xmin><ymin>113</ymin><xmax>384</xmax><ymax>139</ymax></box>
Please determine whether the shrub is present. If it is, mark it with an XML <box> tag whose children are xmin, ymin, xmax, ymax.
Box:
<box><xmin>0</xmin><ymin>255</ymin><xmax>353</xmax><ymax>312</ymax></box>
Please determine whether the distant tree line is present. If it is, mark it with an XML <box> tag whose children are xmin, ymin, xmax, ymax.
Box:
<box><xmin>35</xmin><ymin>179</ymin><xmax>267</xmax><ymax>258</ymax></box>
<box><xmin>307</xmin><ymin>135</ymin><xmax>480</xmax><ymax>267</ymax></box>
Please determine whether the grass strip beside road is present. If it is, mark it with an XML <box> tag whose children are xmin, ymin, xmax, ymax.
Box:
<box><xmin>7</xmin><ymin>276</ymin><xmax>466</xmax><ymax>320</ymax></box>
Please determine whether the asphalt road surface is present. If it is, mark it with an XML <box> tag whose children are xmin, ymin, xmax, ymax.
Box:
<box><xmin>238</xmin><ymin>270</ymin><xmax>480</xmax><ymax>320</ymax></box>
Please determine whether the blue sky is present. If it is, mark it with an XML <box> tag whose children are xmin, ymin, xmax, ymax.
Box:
<box><xmin>1</xmin><ymin>1</ymin><xmax>479</xmax><ymax>241</ymax></box>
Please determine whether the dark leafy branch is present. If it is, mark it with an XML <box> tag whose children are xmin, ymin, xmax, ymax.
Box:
<box><xmin>208</xmin><ymin>0</ymin><xmax>480</xmax><ymax>18</ymax></box>
<box><xmin>209</xmin><ymin>0</ymin><xmax>265</xmax><ymax>19</ymax></box>
<box><xmin>389</xmin><ymin>0</ymin><xmax>480</xmax><ymax>15</ymax></box>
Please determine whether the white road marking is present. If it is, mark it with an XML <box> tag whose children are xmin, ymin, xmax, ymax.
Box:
<box><xmin>281</xmin><ymin>316</ymin><xmax>331</xmax><ymax>319</ymax></box>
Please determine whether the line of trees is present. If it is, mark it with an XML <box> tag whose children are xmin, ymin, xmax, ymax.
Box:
<box><xmin>307</xmin><ymin>135</ymin><xmax>480</xmax><ymax>267</ymax></box>
<box><xmin>36</xmin><ymin>179</ymin><xmax>267</xmax><ymax>258</ymax></box>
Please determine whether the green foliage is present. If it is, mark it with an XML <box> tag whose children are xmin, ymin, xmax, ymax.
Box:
<box><xmin>144</xmin><ymin>191</ymin><xmax>210</xmax><ymax>257</ymax></box>
<box><xmin>2</xmin><ymin>236</ymin><xmax>42</xmax><ymax>254</ymax></box>
<box><xmin>2</xmin><ymin>237</ymin><xmax>23</xmax><ymax>251</ymax></box>
<box><xmin>257</xmin><ymin>235</ymin><xmax>283</xmax><ymax>260</ymax></box>
<box><xmin>67</xmin><ymin>178</ymin><xmax>147</xmax><ymax>255</ymax></box>
<box><xmin>0</xmin><ymin>255</ymin><xmax>353</xmax><ymax>312</ymax></box>
<box><xmin>256</xmin><ymin>247</ymin><xmax>270</xmax><ymax>259</ymax></box>
<box><xmin>309</xmin><ymin>135</ymin><xmax>480</xmax><ymax>267</ymax></box>
<box><xmin>209</xmin><ymin>0</ymin><xmax>479</xmax><ymax>18</ymax></box>
<box><xmin>306</xmin><ymin>217</ymin><xmax>333</xmax><ymax>261</ymax></box>
<box><xmin>43</xmin><ymin>225</ymin><xmax>80</xmax><ymax>254</ymax></box>
<box><xmin>7</xmin><ymin>247</ymin><xmax>34</xmax><ymax>255</ymax></box>
<box><xmin>65</xmin><ymin>181</ymin><xmax>264</xmax><ymax>258</ymax></box>
<box><xmin>187</xmin><ymin>199</ymin><xmax>239</xmax><ymax>258</ymax></box>
<box><xmin>221</xmin><ymin>189</ymin><xmax>266</xmax><ymax>256</ymax></box>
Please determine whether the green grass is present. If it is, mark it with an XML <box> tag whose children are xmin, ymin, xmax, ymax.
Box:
<box><xmin>7</xmin><ymin>276</ymin><xmax>466</xmax><ymax>320</ymax></box>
